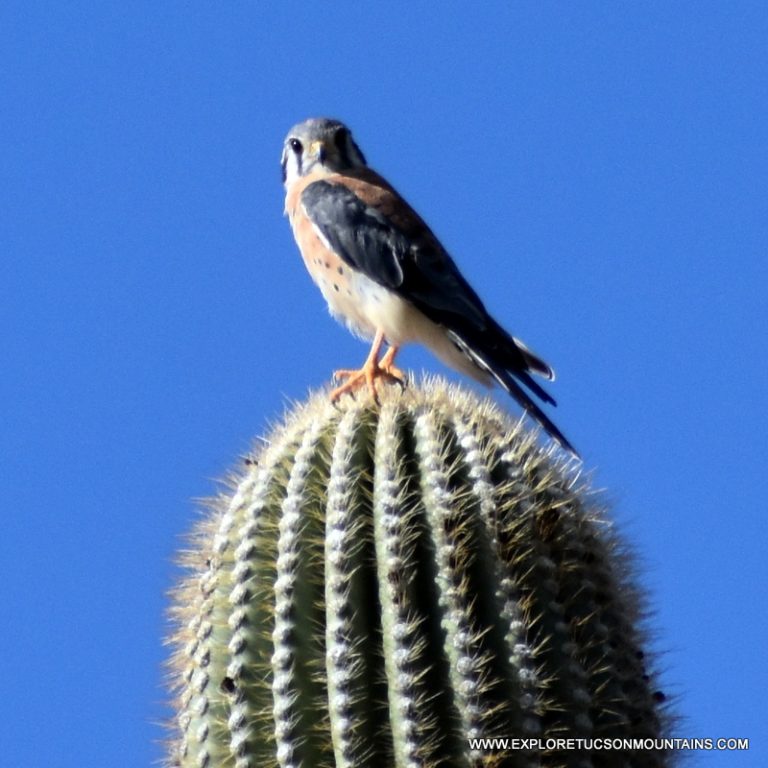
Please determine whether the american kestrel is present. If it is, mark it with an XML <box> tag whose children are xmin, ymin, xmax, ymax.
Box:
<box><xmin>282</xmin><ymin>117</ymin><xmax>576</xmax><ymax>455</ymax></box>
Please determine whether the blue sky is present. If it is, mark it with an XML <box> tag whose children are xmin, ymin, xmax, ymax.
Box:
<box><xmin>2</xmin><ymin>2</ymin><xmax>766</xmax><ymax>765</ymax></box>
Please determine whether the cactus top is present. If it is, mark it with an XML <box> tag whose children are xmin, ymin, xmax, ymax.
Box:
<box><xmin>167</xmin><ymin>379</ymin><xmax>669</xmax><ymax>768</ymax></box>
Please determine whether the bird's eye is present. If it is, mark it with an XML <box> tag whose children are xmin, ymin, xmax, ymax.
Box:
<box><xmin>289</xmin><ymin>138</ymin><xmax>303</xmax><ymax>154</ymax></box>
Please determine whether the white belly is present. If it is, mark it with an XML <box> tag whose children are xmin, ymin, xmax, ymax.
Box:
<box><xmin>318</xmin><ymin>269</ymin><xmax>492</xmax><ymax>386</ymax></box>
<box><xmin>317</xmin><ymin>267</ymin><xmax>417</xmax><ymax>345</ymax></box>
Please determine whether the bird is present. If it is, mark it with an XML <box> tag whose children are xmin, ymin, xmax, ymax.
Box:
<box><xmin>281</xmin><ymin>117</ymin><xmax>576</xmax><ymax>455</ymax></box>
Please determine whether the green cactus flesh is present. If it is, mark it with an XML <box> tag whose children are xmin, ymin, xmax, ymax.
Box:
<box><xmin>167</xmin><ymin>378</ymin><xmax>669</xmax><ymax>768</ymax></box>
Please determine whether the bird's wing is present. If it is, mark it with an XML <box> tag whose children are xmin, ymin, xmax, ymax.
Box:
<box><xmin>300</xmin><ymin>176</ymin><xmax>490</xmax><ymax>328</ymax></box>
<box><xmin>300</xmin><ymin>175</ymin><xmax>576</xmax><ymax>454</ymax></box>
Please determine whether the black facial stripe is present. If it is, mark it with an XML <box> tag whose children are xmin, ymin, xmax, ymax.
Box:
<box><xmin>350</xmin><ymin>138</ymin><xmax>366</xmax><ymax>165</ymax></box>
<box><xmin>333</xmin><ymin>129</ymin><xmax>350</xmax><ymax>166</ymax></box>
<box><xmin>281</xmin><ymin>146</ymin><xmax>304</xmax><ymax>182</ymax></box>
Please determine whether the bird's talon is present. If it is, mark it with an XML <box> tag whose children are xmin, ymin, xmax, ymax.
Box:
<box><xmin>382</xmin><ymin>364</ymin><xmax>406</xmax><ymax>384</ymax></box>
<box><xmin>332</xmin><ymin>368</ymin><xmax>358</xmax><ymax>382</ymax></box>
<box><xmin>329</xmin><ymin>378</ymin><xmax>362</xmax><ymax>403</ymax></box>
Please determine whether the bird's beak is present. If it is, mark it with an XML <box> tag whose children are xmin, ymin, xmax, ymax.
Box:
<box><xmin>309</xmin><ymin>140</ymin><xmax>327</xmax><ymax>163</ymax></box>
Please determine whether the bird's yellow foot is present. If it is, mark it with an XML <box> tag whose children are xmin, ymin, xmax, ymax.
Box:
<box><xmin>330</xmin><ymin>337</ymin><xmax>405</xmax><ymax>403</ymax></box>
<box><xmin>379</xmin><ymin>346</ymin><xmax>406</xmax><ymax>385</ymax></box>
<box><xmin>331</xmin><ymin>359</ymin><xmax>405</xmax><ymax>404</ymax></box>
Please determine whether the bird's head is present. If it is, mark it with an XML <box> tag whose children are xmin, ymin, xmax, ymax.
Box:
<box><xmin>281</xmin><ymin>118</ymin><xmax>367</xmax><ymax>187</ymax></box>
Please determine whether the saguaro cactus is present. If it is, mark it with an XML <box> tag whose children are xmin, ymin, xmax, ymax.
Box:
<box><xmin>167</xmin><ymin>379</ymin><xmax>669</xmax><ymax>767</ymax></box>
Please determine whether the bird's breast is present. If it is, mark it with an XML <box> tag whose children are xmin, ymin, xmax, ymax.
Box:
<box><xmin>287</xmin><ymin>205</ymin><xmax>420</xmax><ymax>345</ymax></box>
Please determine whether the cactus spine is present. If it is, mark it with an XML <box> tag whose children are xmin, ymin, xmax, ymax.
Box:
<box><xmin>168</xmin><ymin>379</ymin><xmax>669</xmax><ymax>767</ymax></box>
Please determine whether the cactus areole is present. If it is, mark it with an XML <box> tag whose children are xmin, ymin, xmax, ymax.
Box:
<box><xmin>167</xmin><ymin>379</ymin><xmax>669</xmax><ymax>768</ymax></box>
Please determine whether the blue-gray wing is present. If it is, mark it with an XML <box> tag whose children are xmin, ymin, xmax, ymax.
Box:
<box><xmin>300</xmin><ymin>179</ymin><xmax>490</xmax><ymax>326</ymax></box>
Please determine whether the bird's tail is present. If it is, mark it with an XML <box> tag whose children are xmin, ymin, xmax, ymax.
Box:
<box><xmin>510</xmin><ymin>334</ymin><xmax>555</xmax><ymax>381</ymax></box>
<box><xmin>447</xmin><ymin>329</ymin><xmax>578</xmax><ymax>457</ymax></box>
<box><xmin>492</xmin><ymin>367</ymin><xmax>578</xmax><ymax>457</ymax></box>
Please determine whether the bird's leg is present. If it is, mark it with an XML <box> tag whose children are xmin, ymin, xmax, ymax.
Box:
<box><xmin>331</xmin><ymin>331</ymin><xmax>404</xmax><ymax>403</ymax></box>
<box><xmin>379</xmin><ymin>345</ymin><xmax>405</xmax><ymax>384</ymax></box>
